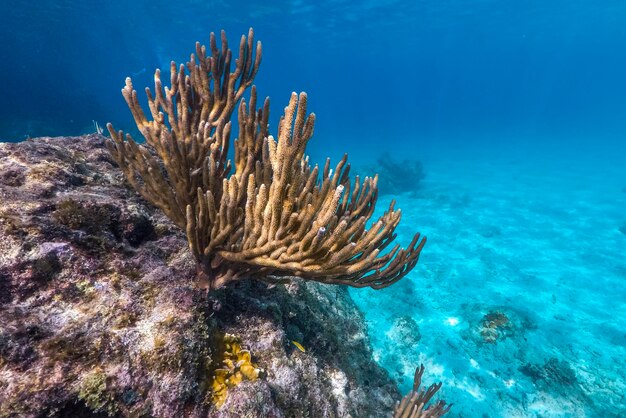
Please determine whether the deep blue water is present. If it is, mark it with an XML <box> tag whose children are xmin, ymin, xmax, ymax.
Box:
<box><xmin>3</xmin><ymin>2</ymin><xmax>626</xmax><ymax>154</ymax></box>
<box><xmin>2</xmin><ymin>1</ymin><xmax>626</xmax><ymax>416</ymax></box>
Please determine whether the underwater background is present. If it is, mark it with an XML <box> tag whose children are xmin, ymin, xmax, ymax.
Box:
<box><xmin>1</xmin><ymin>0</ymin><xmax>625</xmax><ymax>416</ymax></box>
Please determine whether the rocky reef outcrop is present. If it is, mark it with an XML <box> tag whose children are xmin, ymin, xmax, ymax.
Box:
<box><xmin>0</xmin><ymin>135</ymin><xmax>400</xmax><ymax>417</ymax></box>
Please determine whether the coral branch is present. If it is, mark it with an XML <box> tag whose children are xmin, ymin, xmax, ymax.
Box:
<box><xmin>393</xmin><ymin>365</ymin><xmax>451</xmax><ymax>418</ymax></box>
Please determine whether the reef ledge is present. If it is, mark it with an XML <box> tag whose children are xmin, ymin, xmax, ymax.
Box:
<box><xmin>0</xmin><ymin>134</ymin><xmax>399</xmax><ymax>417</ymax></box>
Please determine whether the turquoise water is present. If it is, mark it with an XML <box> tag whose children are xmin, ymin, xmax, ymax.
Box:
<box><xmin>2</xmin><ymin>1</ymin><xmax>625</xmax><ymax>416</ymax></box>
<box><xmin>350</xmin><ymin>141</ymin><xmax>626</xmax><ymax>416</ymax></box>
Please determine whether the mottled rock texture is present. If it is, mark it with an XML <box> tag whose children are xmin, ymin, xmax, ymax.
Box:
<box><xmin>0</xmin><ymin>135</ymin><xmax>399</xmax><ymax>417</ymax></box>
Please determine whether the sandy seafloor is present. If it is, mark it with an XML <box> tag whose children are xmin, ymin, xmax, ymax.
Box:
<box><xmin>348</xmin><ymin>139</ymin><xmax>626</xmax><ymax>417</ymax></box>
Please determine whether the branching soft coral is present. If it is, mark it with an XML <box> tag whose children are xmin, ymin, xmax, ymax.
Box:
<box><xmin>393</xmin><ymin>365</ymin><xmax>451</xmax><ymax>418</ymax></box>
<box><xmin>106</xmin><ymin>28</ymin><xmax>426</xmax><ymax>291</ymax></box>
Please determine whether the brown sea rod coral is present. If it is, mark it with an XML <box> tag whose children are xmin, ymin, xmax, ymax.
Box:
<box><xmin>106</xmin><ymin>28</ymin><xmax>426</xmax><ymax>291</ymax></box>
<box><xmin>393</xmin><ymin>365</ymin><xmax>451</xmax><ymax>418</ymax></box>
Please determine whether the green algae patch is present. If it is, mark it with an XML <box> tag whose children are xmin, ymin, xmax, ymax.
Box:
<box><xmin>77</xmin><ymin>369</ymin><xmax>118</xmax><ymax>416</ymax></box>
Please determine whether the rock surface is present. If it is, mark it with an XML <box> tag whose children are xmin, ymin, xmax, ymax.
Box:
<box><xmin>0</xmin><ymin>135</ymin><xmax>400</xmax><ymax>417</ymax></box>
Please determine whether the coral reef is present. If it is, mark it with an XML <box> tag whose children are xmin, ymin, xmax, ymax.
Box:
<box><xmin>362</xmin><ymin>152</ymin><xmax>426</xmax><ymax>196</ymax></box>
<box><xmin>460</xmin><ymin>305</ymin><xmax>534</xmax><ymax>348</ymax></box>
<box><xmin>479</xmin><ymin>311</ymin><xmax>513</xmax><ymax>344</ymax></box>
<box><xmin>0</xmin><ymin>135</ymin><xmax>402</xmax><ymax>416</ymax></box>
<box><xmin>107</xmin><ymin>29</ymin><xmax>426</xmax><ymax>291</ymax></box>
<box><xmin>519</xmin><ymin>358</ymin><xmax>585</xmax><ymax>399</ymax></box>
